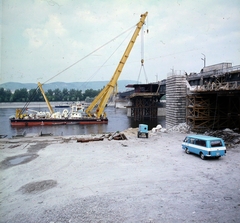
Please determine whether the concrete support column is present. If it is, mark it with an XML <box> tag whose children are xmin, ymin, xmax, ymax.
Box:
<box><xmin>166</xmin><ymin>75</ymin><xmax>187</xmax><ymax>129</ymax></box>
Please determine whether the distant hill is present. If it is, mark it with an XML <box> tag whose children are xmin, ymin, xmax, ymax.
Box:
<box><xmin>0</xmin><ymin>80</ymin><xmax>137</xmax><ymax>92</ymax></box>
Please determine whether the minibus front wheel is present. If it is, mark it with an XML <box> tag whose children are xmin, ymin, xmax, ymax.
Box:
<box><xmin>200</xmin><ymin>152</ymin><xmax>205</xmax><ymax>160</ymax></box>
<box><xmin>185</xmin><ymin>148</ymin><xmax>190</xmax><ymax>154</ymax></box>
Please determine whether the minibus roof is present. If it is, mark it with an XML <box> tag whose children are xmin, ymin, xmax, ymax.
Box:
<box><xmin>187</xmin><ymin>135</ymin><xmax>223</xmax><ymax>141</ymax></box>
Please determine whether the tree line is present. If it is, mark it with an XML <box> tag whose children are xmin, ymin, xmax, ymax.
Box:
<box><xmin>0</xmin><ymin>87</ymin><xmax>101</xmax><ymax>102</ymax></box>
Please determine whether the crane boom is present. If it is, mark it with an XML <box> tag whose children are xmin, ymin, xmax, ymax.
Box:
<box><xmin>85</xmin><ymin>12</ymin><xmax>148</xmax><ymax>118</ymax></box>
<box><xmin>37</xmin><ymin>82</ymin><xmax>54</xmax><ymax>114</ymax></box>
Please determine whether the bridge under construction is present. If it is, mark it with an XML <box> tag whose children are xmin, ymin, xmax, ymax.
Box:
<box><xmin>119</xmin><ymin>62</ymin><xmax>240</xmax><ymax>132</ymax></box>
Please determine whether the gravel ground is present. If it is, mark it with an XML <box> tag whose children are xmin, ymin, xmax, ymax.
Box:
<box><xmin>0</xmin><ymin>129</ymin><xmax>240</xmax><ymax>223</ymax></box>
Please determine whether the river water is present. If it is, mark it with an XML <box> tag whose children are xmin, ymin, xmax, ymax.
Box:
<box><xmin>0</xmin><ymin>103</ymin><xmax>165</xmax><ymax>138</ymax></box>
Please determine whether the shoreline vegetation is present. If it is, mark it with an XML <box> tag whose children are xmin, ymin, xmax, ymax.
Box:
<box><xmin>0</xmin><ymin>87</ymin><xmax>101</xmax><ymax>103</ymax></box>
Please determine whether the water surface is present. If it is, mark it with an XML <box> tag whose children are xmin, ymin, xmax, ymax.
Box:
<box><xmin>0</xmin><ymin>103</ymin><xmax>165</xmax><ymax>138</ymax></box>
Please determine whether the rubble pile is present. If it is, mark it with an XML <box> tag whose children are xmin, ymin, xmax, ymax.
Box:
<box><xmin>204</xmin><ymin>128</ymin><xmax>240</xmax><ymax>146</ymax></box>
<box><xmin>167</xmin><ymin>123</ymin><xmax>191</xmax><ymax>133</ymax></box>
<box><xmin>76</xmin><ymin>131</ymin><xmax>128</xmax><ymax>143</ymax></box>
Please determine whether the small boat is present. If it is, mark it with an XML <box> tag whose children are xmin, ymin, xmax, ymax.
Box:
<box><xmin>55</xmin><ymin>103</ymin><xmax>70</xmax><ymax>108</ymax></box>
<box><xmin>55</xmin><ymin>101</ymin><xmax>85</xmax><ymax>108</ymax></box>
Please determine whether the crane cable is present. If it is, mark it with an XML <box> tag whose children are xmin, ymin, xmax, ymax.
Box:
<box><xmin>20</xmin><ymin>86</ymin><xmax>40</xmax><ymax>114</ymax></box>
<box><xmin>43</xmin><ymin>24</ymin><xmax>136</xmax><ymax>85</ymax></box>
<box><xmin>82</xmin><ymin>26</ymin><xmax>135</xmax><ymax>90</ymax></box>
<box><xmin>137</xmin><ymin>22</ymin><xmax>149</xmax><ymax>84</ymax></box>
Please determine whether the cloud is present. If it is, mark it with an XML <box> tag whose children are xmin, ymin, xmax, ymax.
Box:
<box><xmin>1</xmin><ymin>0</ymin><xmax>240</xmax><ymax>85</ymax></box>
<box><xmin>46</xmin><ymin>14</ymin><xmax>67</xmax><ymax>36</ymax></box>
<box><xmin>23</xmin><ymin>28</ymin><xmax>47</xmax><ymax>48</ymax></box>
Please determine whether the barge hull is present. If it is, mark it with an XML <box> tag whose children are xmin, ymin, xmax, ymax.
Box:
<box><xmin>10</xmin><ymin>118</ymin><xmax>108</xmax><ymax>126</ymax></box>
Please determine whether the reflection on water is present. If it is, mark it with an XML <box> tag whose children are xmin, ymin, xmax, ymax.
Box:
<box><xmin>0</xmin><ymin>105</ymin><xmax>165</xmax><ymax>138</ymax></box>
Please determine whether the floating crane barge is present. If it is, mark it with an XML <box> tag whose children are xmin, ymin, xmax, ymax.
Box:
<box><xmin>10</xmin><ymin>12</ymin><xmax>148</xmax><ymax>127</ymax></box>
<box><xmin>10</xmin><ymin>117</ymin><xmax>108</xmax><ymax>127</ymax></box>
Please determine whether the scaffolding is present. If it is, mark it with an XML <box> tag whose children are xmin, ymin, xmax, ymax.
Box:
<box><xmin>186</xmin><ymin>93</ymin><xmax>240</xmax><ymax>132</ymax></box>
<box><xmin>127</xmin><ymin>83</ymin><xmax>162</xmax><ymax>120</ymax></box>
<box><xmin>130</xmin><ymin>96</ymin><xmax>159</xmax><ymax>120</ymax></box>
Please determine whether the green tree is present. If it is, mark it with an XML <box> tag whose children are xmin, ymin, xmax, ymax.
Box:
<box><xmin>12</xmin><ymin>88</ymin><xmax>28</xmax><ymax>102</ymax></box>
<box><xmin>83</xmin><ymin>89</ymin><xmax>100</xmax><ymax>100</ymax></box>
<box><xmin>6</xmin><ymin>89</ymin><xmax>13</xmax><ymax>102</ymax></box>
<box><xmin>28</xmin><ymin>89</ymin><xmax>37</xmax><ymax>101</ymax></box>
<box><xmin>46</xmin><ymin>89</ymin><xmax>54</xmax><ymax>101</ymax></box>
<box><xmin>28</xmin><ymin>88</ymin><xmax>43</xmax><ymax>102</ymax></box>
<box><xmin>69</xmin><ymin>89</ymin><xmax>77</xmax><ymax>101</ymax></box>
<box><xmin>0</xmin><ymin>88</ymin><xmax>5</xmax><ymax>102</ymax></box>
<box><xmin>0</xmin><ymin>87</ymin><xmax>102</xmax><ymax>102</ymax></box>
<box><xmin>53</xmin><ymin>88</ymin><xmax>62</xmax><ymax>101</ymax></box>
<box><xmin>35</xmin><ymin>88</ymin><xmax>44</xmax><ymax>101</ymax></box>
<box><xmin>0</xmin><ymin>88</ymin><xmax>12</xmax><ymax>102</ymax></box>
<box><xmin>62</xmin><ymin>88</ymin><xmax>69</xmax><ymax>101</ymax></box>
<box><xmin>75</xmin><ymin>89</ymin><xmax>83</xmax><ymax>101</ymax></box>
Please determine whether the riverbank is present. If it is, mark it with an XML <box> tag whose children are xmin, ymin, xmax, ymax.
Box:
<box><xmin>0</xmin><ymin>128</ymin><xmax>240</xmax><ymax>222</ymax></box>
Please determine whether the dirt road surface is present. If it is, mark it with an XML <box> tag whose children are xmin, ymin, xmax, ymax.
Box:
<box><xmin>0</xmin><ymin>130</ymin><xmax>240</xmax><ymax>222</ymax></box>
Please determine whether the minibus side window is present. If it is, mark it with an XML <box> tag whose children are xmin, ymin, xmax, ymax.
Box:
<box><xmin>202</xmin><ymin>140</ymin><xmax>206</xmax><ymax>147</ymax></box>
<box><xmin>190</xmin><ymin>138</ymin><xmax>195</xmax><ymax>144</ymax></box>
<box><xmin>195</xmin><ymin>139</ymin><xmax>206</xmax><ymax>147</ymax></box>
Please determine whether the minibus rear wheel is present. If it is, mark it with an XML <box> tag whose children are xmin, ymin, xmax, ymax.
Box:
<box><xmin>200</xmin><ymin>152</ymin><xmax>205</xmax><ymax>160</ymax></box>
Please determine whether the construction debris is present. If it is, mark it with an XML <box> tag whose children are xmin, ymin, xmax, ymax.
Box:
<box><xmin>108</xmin><ymin>131</ymin><xmax>127</xmax><ymax>141</ymax></box>
<box><xmin>167</xmin><ymin>123</ymin><xmax>240</xmax><ymax>147</ymax></box>
<box><xmin>167</xmin><ymin>123</ymin><xmax>191</xmax><ymax>133</ymax></box>
<box><xmin>112</xmin><ymin>133</ymin><xmax>127</xmax><ymax>140</ymax></box>
<box><xmin>76</xmin><ymin>132</ymin><xmax>128</xmax><ymax>143</ymax></box>
<box><xmin>39</xmin><ymin>131</ymin><xmax>53</xmax><ymax>137</ymax></box>
<box><xmin>108</xmin><ymin>131</ymin><xmax>119</xmax><ymax>140</ymax></box>
<box><xmin>152</xmin><ymin>124</ymin><xmax>167</xmax><ymax>133</ymax></box>
<box><xmin>77</xmin><ymin>137</ymin><xmax>104</xmax><ymax>143</ymax></box>
<box><xmin>204</xmin><ymin>128</ymin><xmax>240</xmax><ymax>147</ymax></box>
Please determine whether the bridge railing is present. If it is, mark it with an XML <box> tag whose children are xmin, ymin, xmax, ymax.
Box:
<box><xmin>200</xmin><ymin>65</ymin><xmax>240</xmax><ymax>77</ymax></box>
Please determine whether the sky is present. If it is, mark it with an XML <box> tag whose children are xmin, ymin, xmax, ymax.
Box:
<box><xmin>1</xmin><ymin>0</ymin><xmax>240</xmax><ymax>85</ymax></box>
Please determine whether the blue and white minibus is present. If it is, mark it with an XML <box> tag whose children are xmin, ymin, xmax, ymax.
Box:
<box><xmin>182</xmin><ymin>135</ymin><xmax>226</xmax><ymax>160</ymax></box>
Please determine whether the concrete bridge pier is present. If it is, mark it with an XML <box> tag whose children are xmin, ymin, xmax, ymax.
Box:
<box><xmin>166</xmin><ymin>74</ymin><xmax>187</xmax><ymax>129</ymax></box>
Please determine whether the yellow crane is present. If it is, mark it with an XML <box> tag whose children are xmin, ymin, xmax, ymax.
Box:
<box><xmin>85</xmin><ymin>11</ymin><xmax>148</xmax><ymax>118</ymax></box>
<box><xmin>37</xmin><ymin>82</ymin><xmax>54</xmax><ymax>114</ymax></box>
